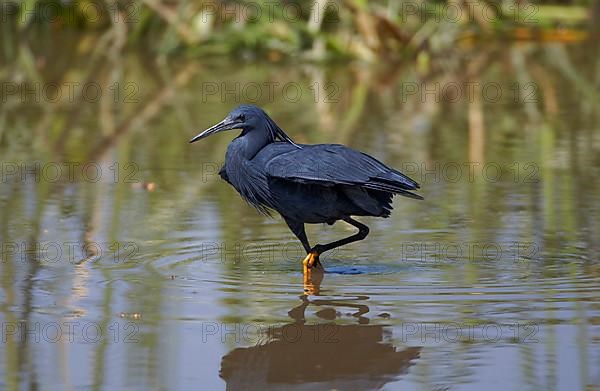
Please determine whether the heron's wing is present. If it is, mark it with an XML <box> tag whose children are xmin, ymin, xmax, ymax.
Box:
<box><xmin>265</xmin><ymin>144</ymin><xmax>422</xmax><ymax>199</ymax></box>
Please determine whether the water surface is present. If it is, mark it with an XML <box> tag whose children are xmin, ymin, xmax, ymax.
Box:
<box><xmin>1</xmin><ymin>39</ymin><xmax>599</xmax><ymax>390</ymax></box>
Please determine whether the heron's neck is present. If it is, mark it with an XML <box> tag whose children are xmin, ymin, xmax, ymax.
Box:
<box><xmin>236</xmin><ymin>128</ymin><xmax>273</xmax><ymax>159</ymax></box>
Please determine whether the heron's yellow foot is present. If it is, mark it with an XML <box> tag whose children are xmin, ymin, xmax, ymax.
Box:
<box><xmin>302</xmin><ymin>251</ymin><xmax>321</xmax><ymax>271</ymax></box>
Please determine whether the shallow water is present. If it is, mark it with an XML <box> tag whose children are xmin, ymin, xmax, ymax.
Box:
<box><xmin>1</xmin><ymin>39</ymin><xmax>599</xmax><ymax>390</ymax></box>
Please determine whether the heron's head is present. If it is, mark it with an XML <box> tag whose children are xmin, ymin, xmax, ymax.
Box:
<box><xmin>189</xmin><ymin>105</ymin><xmax>298</xmax><ymax>147</ymax></box>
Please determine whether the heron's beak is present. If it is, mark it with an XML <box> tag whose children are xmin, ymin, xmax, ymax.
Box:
<box><xmin>189</xmin><ymin>117</ymin><xmax>241</xmax><ymax>143</ymax></box>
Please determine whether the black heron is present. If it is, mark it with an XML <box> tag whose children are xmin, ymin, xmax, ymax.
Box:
<box><xmin>189</xmin><ymin>105</ymin><xmax>422</xmax><ymax>272</ymax></box>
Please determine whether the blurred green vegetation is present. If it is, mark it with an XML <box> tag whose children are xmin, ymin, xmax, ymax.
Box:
<box><xmin>0</xmin><ymin>0</ymin><xmax>597</xmax><ymax>60</ymax></box>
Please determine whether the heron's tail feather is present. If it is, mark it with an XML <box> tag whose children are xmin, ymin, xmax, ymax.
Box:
<box><xmin>362</xmin><ymin>178</ymin><xmax>424</xmax><ymax>200</ymax></box>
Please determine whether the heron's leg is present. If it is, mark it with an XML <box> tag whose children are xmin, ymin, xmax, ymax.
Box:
<box><xmin>283</xmin><ymin>217</ymin><xmax>311</xmax><ymax>253</ymax></box>
<box><xmin>283</xmin><ymin>217</ymin><xmax>323</xmax><ymax>271</ymax></box>
<box><xmin>311</xmin><ymin>217</ymin><xmax>370</xmax><ymax>258</ymax></box>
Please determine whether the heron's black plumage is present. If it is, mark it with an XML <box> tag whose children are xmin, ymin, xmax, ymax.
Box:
<box><xmin>191</xmin><ymin>104</ymin><xmax>422</xmax><ymax>262</ymax></box>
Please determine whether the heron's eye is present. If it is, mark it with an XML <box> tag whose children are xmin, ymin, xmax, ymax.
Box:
<box><xmin>238</xmin><ymin>114</ymin><xmax>245</xmax><ymax>122</ymax></box>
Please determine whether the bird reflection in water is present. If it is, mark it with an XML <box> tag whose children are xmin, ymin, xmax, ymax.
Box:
<box><xmin>219</xmin><ymin>292</ymin><xmax>421</xmax><ymax>390</ymax></box>
<box><xmin>303</xmin><ymin>265</ymin><xmax>324</xmax><ymax>295</ymax></box>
